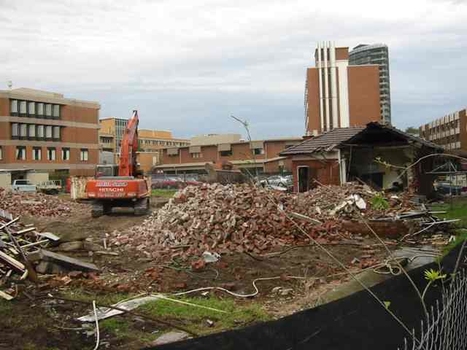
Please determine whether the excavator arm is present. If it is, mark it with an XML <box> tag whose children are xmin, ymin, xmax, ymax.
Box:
<box><xmin>118</xmin><ymin>110</ymin><xmax>139</xmax><ymax>177</ymax></box>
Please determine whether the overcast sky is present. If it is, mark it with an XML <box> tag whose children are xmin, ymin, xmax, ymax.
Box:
<box><xmin>1</xmin><ymin>0</ymin><xmax>466</xmax><ymax>139</ymax></box>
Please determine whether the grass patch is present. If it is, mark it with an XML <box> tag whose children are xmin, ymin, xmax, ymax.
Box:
<box><xmin>429</xmin><ymin>197</ymin><xmax>467</xmax><ymax>228</ymax></box>
<box><xmin>430</xmin><ymin>197</ymin><xmax>467</xmax><ymax>255</ymax></box>
<box><xmin>100</xmin><ymin>316</ymin><xmax>159</xmax><ymax>343</ymax></box>
<box><xmin>151</xmin><ymin>189</ymin><xmax>177</xmax><ymax>198</ymax></box>
<box><xmin>60</xmin><ymin>289</ymin><xmax>133</xmax><ymax>306</ymax></box>
<box><xmin>140</xmin><ymin>296</ymin><xmax>271</xmax><ymax>335</ymax></box>
<box><xmin>100</xmin><ymin>318</ymin><xmax>131</xmax><ymax>338</ymax></box>
<box><xmin>441</xmin><ymin>229</ymin><xmax>467</xmax><ymax>256</ymax></box>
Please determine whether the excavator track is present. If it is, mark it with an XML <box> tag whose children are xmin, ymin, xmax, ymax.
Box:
<box><xmin>134</xmin><ymin>198</ymin><xmax>150</xmax><ymax>216</ymax></box>
<box><xmin>91</xmin><ymin>202</ymin><xmax>104</xmax><ymax>218</ymax></box>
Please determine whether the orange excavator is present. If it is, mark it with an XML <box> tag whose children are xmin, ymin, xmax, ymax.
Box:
<box><xmin>85</xmin><ymin>110</ymin><xmax>150</xmax><ymax>217</ymax></box>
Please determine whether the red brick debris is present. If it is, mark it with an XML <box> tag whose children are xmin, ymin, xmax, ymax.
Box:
<box><xmin>110</xmin><ymin>183</ymin><xmax>419</xmax><ymax>259</ymax></box>
<box><xmin>0</xmin><ymin>188</ymin><xmax>87</xmax><ymax>217</ymax></box>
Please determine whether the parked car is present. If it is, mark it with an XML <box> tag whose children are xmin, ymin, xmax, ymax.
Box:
<box><xmin>37</xmin><ymin>180</ymin><xmax>62</xmax><ymax>195</ymax></box>
<box><xmin>11</xmin><ymin>179</ymin><xmax>37</xmax><ymax>192</ymax></box>
<box><xmin>259</xmin><ymin>175</ymin><xmax>293</xmax><ymax>190</ymax></box>
<box><xmin>150</xmin><ymin>175</ymin><xmax>182</xmax><ymax>189</ymax></box>
<box><xmin>434</xmin><ymin>181</ymin><xmax>463</xmax><ymax>196</ymax></box>
<box><xmin>151</xmin><ymin>174</ymin><xmax>203</xmax><ymax>189</ymax></box>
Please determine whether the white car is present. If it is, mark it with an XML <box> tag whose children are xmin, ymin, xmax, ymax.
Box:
<box><xmin>11</xmin><ymin>179</ymin><xmax>37</xmax><ymax>192</ymax></box>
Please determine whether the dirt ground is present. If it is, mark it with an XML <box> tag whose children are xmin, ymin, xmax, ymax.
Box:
<box><xmin>1</xmin><ymin>200</ymin><xmax>395</xmax><ymax>350</ymax></box>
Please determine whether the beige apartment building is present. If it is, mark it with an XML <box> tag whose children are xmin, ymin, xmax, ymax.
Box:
<box><xmin>99</xmin><ymin>117</ymin><xmax>190</xmax><ymax>173</ymax></box>
<box><xmin>419</xmin><ymin>108</ymin><xmax>467</xmax><ymax>151</ymax></box>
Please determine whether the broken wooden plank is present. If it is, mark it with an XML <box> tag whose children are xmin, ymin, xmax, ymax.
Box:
<box><xmin>34</xmin><ymin>249</ymin><xmax>99</xmax><ymax>272</ymax></box>
<box><xmin>2</xmin><ymin>226</ymin><xmax>38</xmax><ymax>282</ymax></box>
<box><xmin>0</xmin><ymin>217</ymin><xmax>20</xmax><ymax>231</ymax></box>
<box><xmin>0</xmin><ymin>251</ymin><xmax>26</xmax><ymax>272</ymax></box>
<box><xmin>15</xmin><ymin>227</ymin><xmax>36</xmax><ymax>235</ymax></box>
<box><xmin>0</xmin><ymin>290</ymin><xmax>13</xmax><ymax>301</ymax></box>
<box><xmin>35</xmin><ymin>232</ymin><xmax>60</xmax><ymax>242</ymax></box>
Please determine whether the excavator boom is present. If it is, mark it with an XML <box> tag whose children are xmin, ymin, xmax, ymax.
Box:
<box><xmin>118</xmin><ymin>110</ymin><xmax>139</xmax><ymax>177</ymax></box>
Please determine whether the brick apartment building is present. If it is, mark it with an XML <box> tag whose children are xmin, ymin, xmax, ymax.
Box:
<box><xmin>349</xmin><ymin>43</ymin><xmax>391</xmax><ymax>124</ymax></box>
<box><xmin>305</xmin><ymin>42</ymin><xmax>382</xmax><ymax>136</ymax></box>
<box><xmin>155</xmin><ymin>137</ymin><xmax>302</xmax><ymax>174</ymax></box>
<box><xmin>419</xmin><ymin>108</ymin><xmax>466</xmax><ymax>151</ymax></box>
<box><xmin>0</xmin><ymin>88</ymin><xmax>100</xmax><ymax>176</ymax></box>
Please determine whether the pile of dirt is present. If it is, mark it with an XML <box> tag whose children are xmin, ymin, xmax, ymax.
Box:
<box><xmin>0</xmin><ymin>188</ymin><xmax>87</xmax><ymax>217</ymax></box>
<box><xmin>110</xmin><ymin>183</ymin><xmax>418</xmax><ymax>259</ymax></box>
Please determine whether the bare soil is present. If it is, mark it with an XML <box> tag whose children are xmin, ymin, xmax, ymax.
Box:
<box><xmin>1</xmin><ymin>204</ymin><xmax>390</xmax><ymax>350</ymax></box>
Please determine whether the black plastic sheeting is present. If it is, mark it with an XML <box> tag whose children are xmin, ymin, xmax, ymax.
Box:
<box><xmin>146</xmin><ymin>245</ymin><xmax>466</xmax><ymax>350</ymax></box>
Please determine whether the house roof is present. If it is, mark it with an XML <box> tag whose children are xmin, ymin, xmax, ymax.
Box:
<box><xmin>280</xmin><ymin>127</ymin><xmax>365</xmax><ymax>155</ymax></box>
<box><xmin>280</xmin><ymin>123</ymin><xmax>442</xmax><ymax>156</ymax></box>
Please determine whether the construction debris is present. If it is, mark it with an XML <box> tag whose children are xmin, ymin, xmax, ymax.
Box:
<box><xmin>78</xmin><ymin>295</ymin><xmax>162</xmax><ymax>322</ymax></box>
<box><xmin>30</xmin><ymin>249</ymin><xmax>99</xmax><ymax>274</ymax></box>
<box><xmin>110</xmin><ymin>183</ymin><xmax>442</xmax><ymax>259</ymax></box>
<box><xmin>0</xmin><ymin>209</ymin><xmax>99</xmax><ymax>300</ymax></box>
<box><xmin>0</xmin><ymin>188</ymin><xmax>87</xmax><ymax>217</ymax></box>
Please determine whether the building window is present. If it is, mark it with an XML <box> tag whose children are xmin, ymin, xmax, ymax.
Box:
<box><xmin>37</xmin><ymin>125</ymin><xmax>44</xmax><ymax>139</ymax></box>
<box><xmin>33</xmin><ymin>147</ymin><xmax>42</xmax><ymax>161</ymax></box>
<box><xmin>80</xmin><ymin>149</ymin><xmax>89</xmax><ymax>161</ymax></box>
<box><xmin>28</xmin><ymin>124</ymin><xmax>36</xmax><ymax>138</ymax></box>
<box><xmin>16</xmin><ymin>146</ymin><xmax>26</xmax><ymax>160</ymax></box>
<box><xmin>53</xmin><ymin>104</ymin><xmax>60</xmax><ymax>118</ymax></box>
<box><xmin>45</xmin><ymin>104</ymin><xmax>52</xmax><ymax>118</ymax></box>
<box><xmin>19</xmin><ymin>101</ymin><xmax>27</xmax><ymax>116</ymax></box>
<box><xmin>10</xmin><ymin>100</ymin><xmax>18</xmax><ymax>115</ymax></box>
<box><xmin>62</xmin><ymin>148</ymin><xmax>70</xmax><ymax>161</ymax></box>
<box><xmin>53</xmin><ymin>126</ymin><xmax>61</xmax><ymax>140</ymax></box>
<box><xmin>192</xmin><ymin>153</ymin><xmax>202</xmax><ymax>159</ymax></box>
<box><xmin>252</xmin><ymin>148</ymin><xmax>264</xmax><ymax>155</ymax></box>
<box><xmin>220</xmin><ymin>150</ymin><xmax>232</xmax><ymax>157</ymax></box>
<box><xmin>37</xmin><ymin>103</ymin><xmax>44</xmax><ymax>117</ymax></box>
<box><xmin>11</xmin><ymin>123</ymin><xmax>19</xmax><ymax>139</ymax></box>
<box><xmin>45</xmin><ymin>125</ymin><xmax>53</xmax><ymax>139</ymax></box>
<box><xmin>47</xmin><ymin>147</ymin><xmax>56</xmax><ymax>161</ymax></box>
<box><xmin>28</xmin><ymin>101</ymin><xmax>35</xmax><ymax>116</ymax></box>
<box><xmin>19</xmin><ymin>124</ymin><xmax>27</xmax><ymax>139</ymax></box>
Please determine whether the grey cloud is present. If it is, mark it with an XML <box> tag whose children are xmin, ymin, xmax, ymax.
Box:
<box><xmin>0</xmin><ymin>0</ymin><xmax>466</xmax><ymax>137</ymax></box>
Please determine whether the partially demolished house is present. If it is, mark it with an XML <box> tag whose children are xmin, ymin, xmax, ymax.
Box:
<box><xmin>280</xmin><ymin>122</ymin><xmax>443</xmax><ymax>194</ymax></box>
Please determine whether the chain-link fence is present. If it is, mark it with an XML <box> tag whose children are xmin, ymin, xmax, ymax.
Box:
<box><xmin>400</xmin><ymin>269</ymin><xmax>467</xmax><ymax>350</ymax></box>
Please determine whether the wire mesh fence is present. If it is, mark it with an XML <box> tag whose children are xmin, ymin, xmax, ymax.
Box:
<box><xmin>400</xmin><ymin>269</ymin><xmax>467</xmax><ymax>350</ymax></box>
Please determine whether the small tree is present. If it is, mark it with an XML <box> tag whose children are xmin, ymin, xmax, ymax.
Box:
<box><xmin>405</xmin><ymin>126</ymin><xmax>419</xmax><ymax>136</ymax></box>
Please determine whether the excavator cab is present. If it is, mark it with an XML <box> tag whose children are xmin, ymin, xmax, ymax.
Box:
<box><xmin>96</xmin><ymin>164</ymin><xmax>119</xmax><ymax>178</ymax></box>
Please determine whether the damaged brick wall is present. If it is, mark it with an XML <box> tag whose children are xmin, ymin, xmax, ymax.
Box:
<box><xmin>291</xmin><ymin>159</ymin><xmax>340</xmax><ymax>192</ymax></box>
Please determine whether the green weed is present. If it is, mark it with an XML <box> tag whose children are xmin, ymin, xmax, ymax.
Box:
<box><xmin>140</xmin><ymin>296</ymin><xmax>271</xmax><ymax>335</ymax></box>
<box><xmin>151</xmin><ymin>189</ymin><xmax>177</xmax><ymax>198</ymax></box>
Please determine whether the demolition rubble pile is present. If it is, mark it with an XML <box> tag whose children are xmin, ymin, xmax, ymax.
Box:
<box><xmin>0</xmin><ymin>188</ymin><xmax>86</xmax><ymax>217</ymax></box>
<box><xmin>111</xmin><ymin>183</ymin><xmax>423</xmax><ymax>258</ymax></box>
<box><xmin>293</xmin><ymin>183</ymin><xmax>415</xmax><ymax>221</ymax></box>
<box><xmin>0</xmin><ymin>209</ymin><xmax>99</xmax><ymax>300</ymax></box>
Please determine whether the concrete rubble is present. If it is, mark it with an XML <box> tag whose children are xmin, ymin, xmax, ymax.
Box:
<box><xmin>110</xmin><ymin>183</ymin><xmax>442</xmax><ymax>259</ymax></box>
<box><xmin>0</xmin><ymin>188</ymin><xmax>87</xmax><ymax>217</ymax></box>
